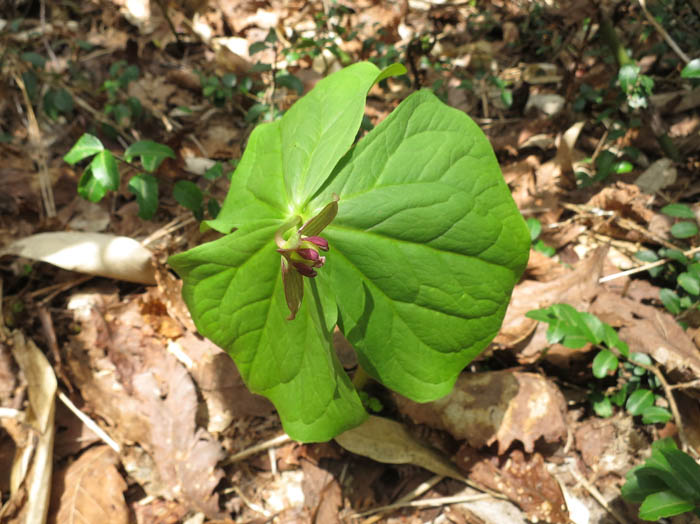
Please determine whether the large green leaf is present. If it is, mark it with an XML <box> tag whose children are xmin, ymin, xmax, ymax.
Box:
<box><xmin>169</xmin><ymin>222</ymin><xmax>366</xmax><ymax>441</ymax></box>
<box><xmin>207</xmin><ymin>62</ymin><xmax>399</xmax><ymax>234</ymax></box>
<box><xmin>312</xmin><ymin>90</ymin><xmax>530</xmax><ymax>401</ymax></box>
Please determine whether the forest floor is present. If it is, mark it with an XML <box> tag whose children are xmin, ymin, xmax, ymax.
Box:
<box><xmin>1</xmin><ymin>0</ymin><xmax>700</xmax><ymax>523</ymax></box>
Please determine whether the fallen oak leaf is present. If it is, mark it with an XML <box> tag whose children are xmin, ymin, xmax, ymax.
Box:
<box><xmin>49</xmin><ymin>446</ymin><xmax>129</xmax><ymax>524</ymax></box>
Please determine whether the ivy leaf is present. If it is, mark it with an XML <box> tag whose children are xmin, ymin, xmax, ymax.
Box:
<box><xmin>64</xmin><ymin>133</ymin><xmax>104</xmax><ymax>164</ymax></box>
<box><xmin>592</xmin><ymin>349</ymin><xmax>618</xmax><ymax>378</ymax></box>
<box><xmin>311</xmin><ymin>90</ymin><xmax>530</xmax><ymax>401</ymax></box>
<box><xmin>626</xmin><ymin>389</ymin><xmax>654</xmax><ymax>415</ymax></box>
<box><xmin>77</xmin><ymin>167</ymin><xmax>108</xmax><ymax>202</ymax></box>
<box><xmin>128</xmin><ymin>173</ymin><xmax>159</xmax><ymax>219</ymax></box>
<box><xmin>124</xmin><ymin>140</ymin><xmax>175</xmax><ymax>172</ymax></box>
<box><xmin>89</xmin><ymin>150</ymin><xmax>119</xmax><ymax>191</ymax></box>
<box><xmin>670</xmin><ymin>221</ymin><xmax>698</xmax><ymax>239</ymax></box>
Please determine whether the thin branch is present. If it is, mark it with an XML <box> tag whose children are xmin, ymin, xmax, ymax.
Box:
<box><xmin>223</xmin><ymin>433</ymin><xmax>291</xmax><ymax>465</ymax></box>
<box><xmin>599</xmin><ymin>245</ymin><xmax>700</xmax><ymax>283</ymax></box>
<box><xmin>638</xmin><ymin>0</ymin><xmax>690</xmax><ymax>64</ymax></box>
<box><xmin>58</xmin><ymin>391</ymin><xmax>121</xmax><ymax>453</ymax></box>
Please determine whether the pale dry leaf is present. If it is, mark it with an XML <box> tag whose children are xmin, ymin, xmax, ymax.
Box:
<box><xmin>1</xmin><ymin>232</ymin><xmax>156</xmax><ymax>285</ymax></box>
<box><xmin>334</xmin><ymin>415</ymin><xmax>465</xmax><ymax>480</ymax></box>
<box><xmin>8</xmin><ymin>331</ymin><xmax>56</xmax><ymax>524</ymax></box>
<box><xmin>49</xmin><ymin>446</ymin><xmax>129</xmax><ymax>524</ymax></box>
<box><xmin>395</xmin><ymin>371</ymin><xmax>567</xmax><ymax>454</ymax></box>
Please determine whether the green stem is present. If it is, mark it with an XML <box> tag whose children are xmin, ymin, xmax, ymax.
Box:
<box><xmin>351</xmin><ymin>364</ymin><xmax>372</xmax><ymax>390</ymax></box>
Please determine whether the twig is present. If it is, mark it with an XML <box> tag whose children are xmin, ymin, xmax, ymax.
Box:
<box><xmin>638</xmin><ymin>0</ymin><xmax>690</xmax><ymax>64</ymax></box>
<box><xmin>141</xmin><ymin>213</ymin><xmax>196</xmax><ymax>247</ymax></box>
<box><xmin>358</xmin><ymin>475</ymin><xmax>445</xmax><ymax>523</ymax></box>
<box><xmin>599</xmin><ymin>245</ymin><xmax>700</xmax><ymax>283</ymax></box>
<box><xmin>568</xmin><ymin>461</ymin><xmax>630</xmax><ymax>524</ymax></box>
<box><xmin>13</xmin><ymin>72</ymin><xmax>55</xmax><ymax>218</ymax></box>
<box><xmin>621</xmin><ymin>355</ymin><xmax>691</xmax><ymax>454</ymax></box>
<box><xmin>223</xmin><ymin>433</ymin><xmax>292</xmax><ymax>465</ymax></box>
<box><xmin>58</xmin><ymin>391</ymin><xmax>121</xmax><ymax>453</ymax></box>
<box><xmin>354</xmin><ymin>492</ymin><xmax>493</xmax><ymax>519</ymax></box>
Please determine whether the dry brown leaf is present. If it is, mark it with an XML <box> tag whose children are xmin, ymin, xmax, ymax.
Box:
<box><xmin>334</xmin><ymin>415</ymin><xmax>465</xmax><ymax>480</ymax></box>
<box><xmin>591</xmin><ymin>291</ymin><xmax>700</xmax><ymax>380</ymax></box>
<box><xmin>64</xmin><ymin>289</ymin><xmax>226</xmax><ymax>518</ymax></box>
<box><xmin>395</xmin><ymin>371</ymin><xmax>567</xmax><ymax>454</ymax></box>
<box><xmin>174</xmin><ymin>332</ymin><xmax>274</xmax><ymax>432</ymax></box>
<box><xmin>49</xmin><ymin>446</ymin><xmax>128</xmax><ymax>524</ymax></box>
<box><xmin>494</xmin><ymin>246</ymin><xmax>607</xmax><ymax>355</ymax></box>
<box><xmin>456</xmin><ymin>448</ymin><xmax>569</xmax><ymax>524</ymax></box>
<box><xmin>132</xmin><ymin>353</ymin><xmax>226</xmax><ymax>518</ymax></box>
<box><xmin>301</xmin><ymin>459</ymin><xmax>342</xmax><ymax>524</ymax></box>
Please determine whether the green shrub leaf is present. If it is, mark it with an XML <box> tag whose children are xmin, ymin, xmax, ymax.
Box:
<box><xmin>678</xmin><ymin>272</ymin><xmax>700</xmax><ymax>296</ymax></box>
<box><xmin>77</xmin><ymin>168</ymin><xmax>108</xmax><ymax>202</ymax></box>
<box><xmin>89</xmin><ymin>150</ymin><xmax>119</xmax><ymax>190</ymax></box>
<box><xmin>639</xmin><ymin>490</ymin><xmax>695</xmax><ymax>520</ymax></box>
<box><xmin>592</xmin><ymin>349</ymin><xmax>618</xmax><ymax>378</ymax></box>
<box><xmin>124</xmin><ymin>140</ymin><xmax>175</xmax><ymax>172</ymax></box>
<box><xmin>681</xmin><ymin>58</ymin><xmax>700</xmax><ymax>79</ymax></box>
<box><xmin>626</xmin><ymin>388</ymin><xmax>654</xmax><ymax>415</ymax></box>
<box><xmin>641</xmin><ymin>406</ymin><xmax>672</xmax><ymax>425</ymax></box>
<box><xmin>64</xmin><ymin>133</ymin><xmax>104</xmax><ymax>164</ymax></box>
<box><xmin>670</xmin><ymin>221</ymin><xmax>698</xmax><ymax>239</ymax></box>
<box><xmin>128</xmin><ymin>173</ymin><xmax>159</xmax><ymax>219</ymax></box>
<box><xmin>661</xmin><ymin>203</ymin><xmax>696</xmax><ymax>219</ymax></box>
<box><xmin>173</xmin><ymin>180</ymin><xmax>203</xmax><ymax>213</ymax></box>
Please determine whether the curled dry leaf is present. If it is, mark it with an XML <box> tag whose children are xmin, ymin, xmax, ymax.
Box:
<box><xmin>49</xmin><ymin>446</ymin><xmax>129</xmax><ymax>524</ymax></box>
<box><xmin>0</xmin><ymin>232</ymin><xmax>156</xmax><ymax>285</ymax></box>
<box><xmin>395</xmin><ymin>371</ymin><xmax>567</xmax><ymax>454</ymax></box>
<box><xmin>4</xmin><ymin>330</ymin><xmax>57</xmax><ymax>524</ymax></box>
<box><xmin>334</xmin><ymin>415</ymin><xmax>465</xmax><ymax>481</ymax></box>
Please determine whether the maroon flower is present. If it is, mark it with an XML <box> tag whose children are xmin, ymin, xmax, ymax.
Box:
<box><xmin>275</xmin><ymin>195</ymin><xmax>338</xmax><ymax>319</ymax></box>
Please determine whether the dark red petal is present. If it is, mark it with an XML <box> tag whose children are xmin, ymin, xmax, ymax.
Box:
<box><xmin>292</xmin><ymin>262</ymin><xmax>317</xmax><ymax>277</ymax></box>
<box><xmin>302</xmin><ymin>235</ymin><xmax>329</xmax><ymax>251</ymax></box>
<box><xmin>297</xmin><ymin>248</ymin><xmax>320</xmax><ymax>261</ymax></box>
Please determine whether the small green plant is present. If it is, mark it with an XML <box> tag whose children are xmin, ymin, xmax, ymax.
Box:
<box><xmin>64</xmin><ymin>135</ymin><xmax>221</xmax><ymax>220</ymax></box>
<box><xmin>101</xmin><ymin>60</ymin><xmax>142</xmax><ymax>129</ymax></box>
<box><xmin>168</xmin><ymin>62</ymin><xmax>531</xmax><ymax>442</ymax></box>
<box><xmin>199</xmin><ymin>72</ymin><xmax>239</xmax><ymax>107</ymax></box>
<box><xmin>526</xmin><ymin>218</ymin><xmax>555</xmax><ymax>256</ymax></box>
<box><xmin>18</xmin><ymin>51</ymin><xmax>74</xmax><ymax>121</ymax></box>
<box><xmin>622</xmin><ymin>437</ymin><xmax>700</xmax><ymax>521</ymax></box>
<box><xmin>526</xmin><ymin>304</ymin><xmax>672</xmax><ymax>424</ymax></box>
<box><xmin>634</xmin><ymin>204</ymin><xmax>699</xmax><ymax>320</ymax></box>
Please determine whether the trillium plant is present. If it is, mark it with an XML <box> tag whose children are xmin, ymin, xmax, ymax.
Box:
<box><xmin>169</xmin><ymin>62</ymin><xmax>530</xmax><ymax>442</ymax></box>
